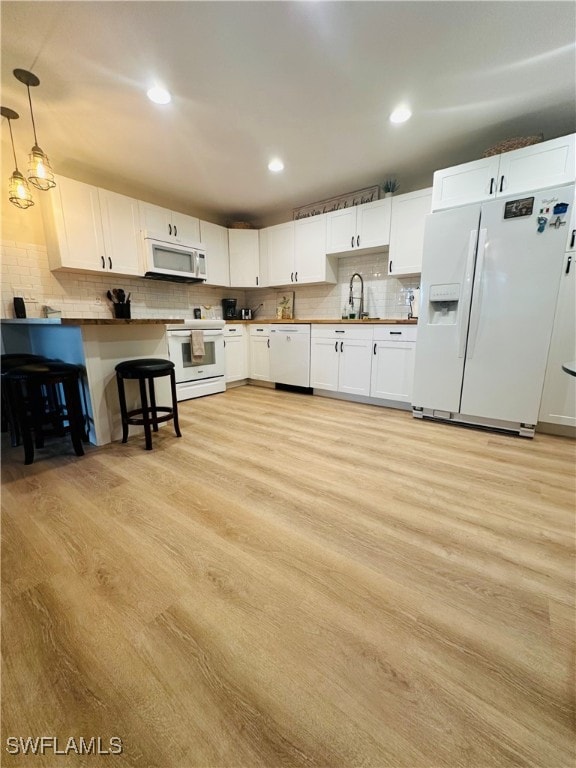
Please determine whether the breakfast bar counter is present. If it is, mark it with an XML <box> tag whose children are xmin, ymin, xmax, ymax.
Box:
<box><xmin>1</xmin><ymin>318</ymin><xmax>184</xmax><ymax>446</ymax></box>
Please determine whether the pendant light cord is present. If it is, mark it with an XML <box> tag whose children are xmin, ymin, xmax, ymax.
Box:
<box><xmin>7</xmin><ymin>119</ymin><xmax>19</xmax><ymax>170</ymax></box>
<box><xmin>26</xmin><ymin>84</ymin><xmax>39</xmax><ymax>145</ymax></box>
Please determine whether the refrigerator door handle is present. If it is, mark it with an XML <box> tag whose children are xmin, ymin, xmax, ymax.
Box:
<box><xmin>457</xmin><ymin>229</ymin><xmax>478</xmax><ymax>358</ymax></box>
<box><xmin>466</xmin><ymin>228</ymin><xmax>488</xmax><ymax>360</ymax></box>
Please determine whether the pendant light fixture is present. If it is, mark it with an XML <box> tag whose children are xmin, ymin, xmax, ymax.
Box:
<box><xmin>1</xmin><ymin>106</ymin><xmax>34</xmax><ymax>209</ymax></box>
<box><xmin>14</xmin><ymin>68</ymin><xmax>56</xmax><ymax>191</ymax></box>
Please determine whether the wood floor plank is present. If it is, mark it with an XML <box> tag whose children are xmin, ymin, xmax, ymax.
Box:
<box><xmin>2</xmin><ymin>387</ymin><xmax>575</xmax><ymax>767</ymax></box>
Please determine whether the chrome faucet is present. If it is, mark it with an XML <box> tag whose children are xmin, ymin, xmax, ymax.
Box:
<box><xmin>348</xmin><ymin>272</ymin><xmax>364</xmax><ymax>318</ymax></box>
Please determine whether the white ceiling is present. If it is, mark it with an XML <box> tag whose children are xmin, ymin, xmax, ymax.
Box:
<box><xmin>1</xmin><ymin>1</ymin><xmax>575</xmax><ymax>226</ymax></box>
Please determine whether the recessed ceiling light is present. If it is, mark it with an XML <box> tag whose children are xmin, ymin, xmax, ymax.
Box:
<box><xmin>389</xmin><ymin>106</ymin><xmax>412</xmax><ymax>124</ymax></box>
<box><xmin>268</xmin><ymin>158</ymin><xmax>284</xmax><ymax>173</ymax></box>
<box><xmin>147</xmin><ymin>86</ymin><xmax>171</xmax><ymax>105</ymax></box>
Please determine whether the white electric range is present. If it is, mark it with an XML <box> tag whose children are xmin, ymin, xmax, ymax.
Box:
<box><xmin>166</xmin><ymin>319</ymin><xmax>226</xmax><ymax>401</ymax></box>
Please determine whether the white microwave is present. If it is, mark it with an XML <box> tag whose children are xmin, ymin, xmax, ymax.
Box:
<box><xmin>143</xmin><ymin>232</ymin><xmax>207</xmax><ymax>283</ymax></box>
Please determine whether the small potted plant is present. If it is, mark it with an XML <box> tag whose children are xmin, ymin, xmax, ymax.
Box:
<box><xmin>382</xmin><ymin>178</ymin><xmax>399</xmax><ymax>197</ymax></box>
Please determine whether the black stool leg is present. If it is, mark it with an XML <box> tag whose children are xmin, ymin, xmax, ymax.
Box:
<box><xmin>10</xmin><ymin>380</ymin><xmax>34</xmax><ymax>465</ymax></box>
<box><xmin>148</xmin><ymin>377</ymin><xmax>159</xmax><ymax>433</ymax></box>
<box><xmin>116</xmin><ymin>374</ymin><xmax>130</xmax><ymax>444</ymax></box>
<box><xmin>170</xmin><ymin>370</ymin><xmax>182</xmax><ymax>438</ymax></box>
<box><xmin>63</xmin><ymin>377</ymin><xmax>85</xmax><ymax>457</ymax></box>
<box><xmin>139</xmin><ymin>377</ymin><xmax>153</xmax><ymax>450</ymax></box>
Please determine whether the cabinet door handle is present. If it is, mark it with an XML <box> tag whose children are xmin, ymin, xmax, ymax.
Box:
<box><xmin>373</xmin><ymin>342</ymin><xmax>377</xmax><ymax>355</ymax></box>
<box><xmin>267</xmin><ymin>338</ymin><xmax>270</xmax><ymax>348</ymax></box>
<box><xmin>351</xmin><ymin>236</ymin><xmax>354</xmax><ymax>248</ymax></box>
<box><xmin>566</xmin><ymin>255</ymin><xmax>572</xmax><ymax>275</ymax></box>
<box><xmin>390</xmin><ymin>331</ymin><xmax>402</xmax><ymax>335</ymax></box>
<box><xmin>174</xmin><ymin>225</ymin><xmax>177</xmax><ymax>237</ymax></box>
<box><xmin>101</xmin><ymin>256</ymin><xmax>105</xmax><ymax>269</ymax></box>
<box><xmin>389</xmin><ymin>260</ymin><xmax>393</xmax><ymax>274</ymax></box>
<box><xmin>168</xmin><ymin>224</ymin><xmax>172</xmax><ymax>235</ymax></box>
<box><xmin>256</xmin><ymin>276</ymin><xmax>259</xmax><ymax>286</ymax></box>
<box><xmin>570</xmin><ymin>229</ymin><xmax>575</xmax><ymax>249</ymax></box>
<box><xmin>223</xmin><ymin>339</ymin><xmax>226</xmax><ymax>347</ymax></box>
<box><xmin>340</xmin><ymin>341</ymin><xmax>343</xmax><ymax>352</ymax></box>
<box><xmin>295</xmin><ymin>271</ymin><xmax>298</xmax><ymax>282</ymax></box>
<box><xmin>291</xmin><ymin>272</ymin><xmax>294</xmax><ymax>282</ymax></box>
<box><xmin>489</xmin><ymin>178</ymin><xmax>494</xmax><ymax>195</ymax></box>
<box><xmin>108</xmin><ymin>257</ymin><xmax>112</xmax><ymax>270</ymax></box>
<box><xmin>334</xmin><ymin>341</ymin><xmax>338</xmax><ymax>352</ymax></box>
<box><xmin>499</xmin><ymin>175</ymin><xmax>504</xmax><ymax>193</ymax></box>
<box><xmin>356</xmin><ymin>235</ymin><xmax>360</xmax><ymax>247</ymax></box>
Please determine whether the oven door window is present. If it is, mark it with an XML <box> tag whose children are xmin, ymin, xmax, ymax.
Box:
<box><xmin>181</xmin><ymin>339</ymin><xmax>216</xmax><ymax>368</ymax></box>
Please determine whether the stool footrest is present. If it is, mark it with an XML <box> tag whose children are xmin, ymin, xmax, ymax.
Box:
<box><xmin>125</xmin><ymin>407</ymin><xmax>174</xmax><ymax>426</ymax></box>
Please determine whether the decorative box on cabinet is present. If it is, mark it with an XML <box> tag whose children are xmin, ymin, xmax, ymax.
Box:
<box><xmin>42</xmin><ymin>175</ymin><xmax>142</xmax><ymax>276</ymax></box>
<box><xmin>138</xmin><ymin>201</ymin><xmax>200</xmax><ymax>244</ymax></box>
<box><xmin>326</xmin><ymin>198</ymin><xmax>391</xmax><ymax>255</ymax></box>
<box><xmin>432</xmin><ymin>133</ymin><xmax>575</xmax><ymax>211</ymax></box>
<box><xmin>229</xmin><ymin>229</ymin><xmax>264</xmax><ymax>288</ymax></box>
<box><xmin>224</xmin><ymin>324</ymin><xmax>248</xmax><ymax>383</ymax></box>
<box><xmin>200</xmin><ymin>220</ymin><xmax>230</xmax><ymax>286</ymax></box>
<box><xmin>388</xmin><ymin>188</ymin><xmax>433</xmax><ymax>277</ymax></box>
<box><xmin>249</xmin><ymin>325</ymin><xmax>271</xmax><ymax>382</ymax></box>
<box><xmin>310</xmin><ymin>325</ymin><xmax>373</xmax><ymax>396</ymax></box>
<box><xmin>370</xmin><ymin>325</ymin><xmax>417</xmax><ymax>404</ymax></box>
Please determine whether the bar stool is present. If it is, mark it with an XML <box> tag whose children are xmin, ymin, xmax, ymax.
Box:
<box><xmin>1</xmin><ymin>353</ymin><xmax>50</xmax><ymax>447</ymax></box>
<box><xmin>4</xmin><ymin>360</ymin><xmax>87</xmax><ymax>465</ymax></box>
<box><xmin>115</xmin><ymin>358</ymin><xmax>181</xmax><ymax>450</ymax></box>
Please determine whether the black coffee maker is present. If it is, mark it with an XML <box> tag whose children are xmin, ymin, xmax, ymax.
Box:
<box><xmin>222</xmin><ymin>298</ymin><xmax>237</xmax><ymax>320</ymax></box>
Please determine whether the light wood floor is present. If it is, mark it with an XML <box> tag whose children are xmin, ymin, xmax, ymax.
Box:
<box><xmin>2</xmin><ymin>386</ymin><xmax>575</xmax><ymax>768</ymax></box>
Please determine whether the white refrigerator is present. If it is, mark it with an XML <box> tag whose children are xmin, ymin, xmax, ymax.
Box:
<box><xmin>412</xmin><ymin>183</ymin><xmax>574</xmax><ymax>437</ymax></box>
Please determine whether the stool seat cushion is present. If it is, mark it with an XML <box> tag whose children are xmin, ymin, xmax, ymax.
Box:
<box><xmin>4</xmin><ymin>361</ymin><xmax>82</xmax><ymax>380</ymax></box>
<box><xmin>115</xmin><ymin>358</ymin><xmax>175</xmax><ymax>378</ymax></box>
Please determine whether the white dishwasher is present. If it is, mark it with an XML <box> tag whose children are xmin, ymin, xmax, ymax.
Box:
<box><xmin>269</xmin><ymin>324</ymin><xmax>311</xmax><ymax>387</ymax></box>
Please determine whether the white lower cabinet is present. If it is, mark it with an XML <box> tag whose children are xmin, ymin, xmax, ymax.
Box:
<box><xmin>370</xmin><ymin>326</ymin><xmax>417</xmax><ymax>403</ymax></box>
<box><xmin>224</xmin><ymin>324</ymin><xmax>248</xmax><ymax>382</ymax></box>
<box><xmin>249</xmin><ymin>325</ymin><xmax>271</xmax><ymax>381</ymax></box>
<box><xmin>310</xmin><ymin>325</ymin><xmax>373</xmax><ymax>396</ymax></box>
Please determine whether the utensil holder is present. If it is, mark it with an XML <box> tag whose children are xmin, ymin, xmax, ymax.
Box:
<box><xmin>113</xmin><ymin>302</ymin><xmax>131</xmax><ymax>319</ymax></box>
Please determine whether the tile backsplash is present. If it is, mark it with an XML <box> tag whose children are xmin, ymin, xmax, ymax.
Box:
<box><xmin>248</xmin><ymin>253</ymin><xmax>420</xmax><ymax>320</ymax></box>
<box><xmin>1</xmin><ymin>241</ymin><xmax>418</xmax><ymax>321</ymax></box>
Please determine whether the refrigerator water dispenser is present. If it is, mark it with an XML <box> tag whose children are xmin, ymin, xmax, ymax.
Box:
<box><xmin>428</xmin><ymin>283</ymin><xmax>460</xmax><ymax>324</ymax></box>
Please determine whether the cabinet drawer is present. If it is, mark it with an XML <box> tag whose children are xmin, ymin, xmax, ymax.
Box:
<box><xmin>311</xmin><ymin>324</ymin><xmax>373</xmax><ymax>340</ymax></box>
<box><xmin>249</xmin><ymin>325</ymin><xmax>271</xmax><ymax>337</ymax></box>
<box><xmin>373</xmin><ymin>325</ymin><xmax>417</xmax><ymax>342</ymax></box>
<box><xmin>224</xmin><ymin>324</ymin><xmax>245</xmax><ymax>336</ymax></box>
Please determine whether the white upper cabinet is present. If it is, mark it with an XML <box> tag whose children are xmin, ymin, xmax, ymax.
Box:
<box><xmin>295</xmin><ymin>214</ymin><xmax>336</xmax><ymax>284</ymax></box>
<box><xmin>199</xmin><ymin>220</ymin><xmax>230</xmax><ymax>287</ymax></box>
<box><xmin>138</xmin><ymin>201</ymin><xmax>200</xmax><ymax>244</ymax></box>
<box><xmin>326</xmin><ymin>198</ymin><xmax>391</xmax><ymax>254</ymax></box>
<box><xmin>388</xmin><ymin>188</ymin><xmax>433</xmax><ymax>277</ymax></box>
<box><xmin>42</xmin><ymin>176</ymin><xmax>141</xmax><ymax>276</ymax></box>
<box><xmin>263</xmin><ymin>221</ymin><xmax>295</xmax><ymax>285</ymax></box>
<box><xmin>262</xmin><ymin>215</ymin><xmax>336</xmax><ymax>286</ymax></box>
<box><xmin>98</xmin><ymin>188</ymin><xmax>141</xmax><ymax>276</ymax></box>
<box><xmin>228</xmin><ymin>229</ymin><xmax>263</xmax><ymax>288</ymax></box>
<box><xmin>432</xmin><ymin>134</ymin><xmax>575</xmax><ymax>211</ymax></box>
